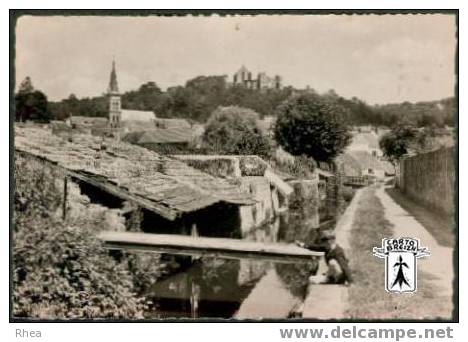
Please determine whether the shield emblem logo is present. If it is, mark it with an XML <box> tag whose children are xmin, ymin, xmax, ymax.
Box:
<box><xmin>373</xmin><ymin>238</ymin><xmax>430</xmax><ymax>293</ymax></box>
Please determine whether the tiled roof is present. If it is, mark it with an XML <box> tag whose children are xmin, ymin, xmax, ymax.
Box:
<box><xmin>154</xmin><ymin>118</ymin><xmax>191</xmax><ymax>129</ymax></box>
<box><xmin>15</xmin><ymin>126</ymin><xmax>254</xmax><ymax>220</ymax></box>
<box><xmin>123</xmin><ymin>128</ymin><xmax>193</xmax><ymax>144</ymax></box>
<box><xmin>71</xmin><ymin>116</ymin><xmax>108</xmax><ymax>127</ymax></box>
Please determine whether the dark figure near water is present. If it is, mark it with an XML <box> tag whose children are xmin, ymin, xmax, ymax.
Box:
<box><xmin>296</xmin><ymin>231</ymin><xmax>353</xmax><ymax>285</ymax></box>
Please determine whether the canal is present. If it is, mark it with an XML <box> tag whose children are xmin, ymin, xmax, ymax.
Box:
<box><xmin>143</xmin><ymin>213</ymin><xmax>332</xmax><ymax>319</ymax></box>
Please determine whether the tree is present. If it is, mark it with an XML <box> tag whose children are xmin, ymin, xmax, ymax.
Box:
<box><xmin>15</xmin><ymin>77</ymin><xmax>51</xmax><ymax>122</ymax></box>
<box><xmin>15</xmin><ymin>90</ymin><xmax>51</xmax><ymax>123</ymax></box>
<box><xmin>379</xmin><ymin>125</ymin><xmax>416</xmax><ymax>164</ymax></box>
<box><xmin>202</xmin><ymin>106</ymin><xmax>272</xmax><ymax>158</ymax></box>
<box><xmin>274</xmin><ymin>93</ymin><xmax>351</xmax><ymax>162</ymax></box>
<box><xmin>18</xmin><ymin>76</ymin><xmax>34</xmax><ymax>94</ymax></box>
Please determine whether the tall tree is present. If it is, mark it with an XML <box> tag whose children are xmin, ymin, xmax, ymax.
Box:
<box><xmin>379</xmin><ymin>125</ymin><xmax>416</xmax><ymax>164</ymax></box>
<box><xmin>15</xmin><ymin>77</ymin><xmax>51</xmax><ymax>122</ymax></box>
<box><xmin>274</xmin><ymin>93</ymin><xmax>351</xmax><ymax>162</ymax></box>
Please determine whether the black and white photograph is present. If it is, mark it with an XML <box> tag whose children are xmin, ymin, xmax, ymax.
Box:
<box><xmin>10</xmin><ymin>10</ymin><xmax>458</xmax><ymax>324</ymax></box>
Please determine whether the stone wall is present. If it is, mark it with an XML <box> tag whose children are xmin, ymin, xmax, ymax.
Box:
<box><xmin>397</xmin><ymin>147</ymin><xmax>455</xmax><ymax>215</ymax></box>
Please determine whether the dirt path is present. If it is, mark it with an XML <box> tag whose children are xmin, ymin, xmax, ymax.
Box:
<box><xmin>375</xmin><ymin>186</ymin><xmax>454</xmax><ymax>298</ymax></box>
<box><xmin>301</xmin><ymin>189</ymin><xmax>364</xmax><ymax>319</ymax></box>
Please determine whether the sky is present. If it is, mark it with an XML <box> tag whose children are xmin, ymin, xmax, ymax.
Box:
<box><xmin>15</xmin><ymin>14</ymin><xmax>457</xmax><ymax>104</ymax></box>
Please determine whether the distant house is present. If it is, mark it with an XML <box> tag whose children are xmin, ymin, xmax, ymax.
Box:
<box><xmin>337</xmin><ymin>151</ymin><xmax>395</xmax><ymax>183</ymax></box>
<box><xmin>70</xmin><ymin>116</ymin><xmax>108</xmax><ymax>129</ymax></box>
<box><xmin>346</xmin><ymin>132</ymin><xmax>382</xmax><ymax>157</ymax></box>
<box><xmin>154</xmin><ymin>117</ymin><xmax>191</xmax><ymax>129</ymax></box>
<box><xmin>122</xmin><ymin>127</ymin><xmax>194</xmax><ymax>154</ymax></box>
<box><xmin>256</xmin><ymin>116</ymin><xmax>276</xmax><ymax>137</ymax></box>
<box><xmin>69</xmin><ymin>116</ymin><xmax>109</xmax><ymax>135</ymax></box>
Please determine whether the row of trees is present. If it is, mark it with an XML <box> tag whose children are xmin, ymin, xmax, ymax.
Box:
<box><xmin>16</xmin><ymin>75</ymin><xmax>454</xmax><ymax>129</ymax></box>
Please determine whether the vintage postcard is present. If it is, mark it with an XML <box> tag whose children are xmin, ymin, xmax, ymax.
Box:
<box><xmin>10</xmin><ymin>10</ymin><xmax>457</xmax><ymax>323</ymax></box>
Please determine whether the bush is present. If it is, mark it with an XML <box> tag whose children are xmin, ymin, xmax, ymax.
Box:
<box><xmin>272</xmin><ymin>155</ymin><xmax>316</xmax><ymax>179</ymax></box>
<box><xmin>202</xmin><ymin>106</ymin><xmax>272</xmax><ymax>158</ymax></box>
<box><xmin>13</xmin><ymin>154</ymin><xmax>149</xmax><ymax>319</ymax></box>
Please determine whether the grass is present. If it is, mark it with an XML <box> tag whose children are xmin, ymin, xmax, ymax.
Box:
<box><xmin>345</xmin><ymin>187</ymin><xmax>453</xmax><ymax>320</ymax></box>
<box><xmin>386</xmin><ymin>187</ymin><xmax>454</xmax><ymax>248</ymax></box>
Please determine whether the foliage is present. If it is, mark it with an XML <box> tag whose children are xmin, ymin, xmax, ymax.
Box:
<box><xmin>49</xmin><ymin>94</ymin><xmax>108</xmax><ymax>120</ymax></box>
<box><xmin>184</xmin><ymin>159</ymin><xmax>236</xmax><ymax>178</ymax></box>
<box><xmin>239</xmin><ymin>156</ymin><xmax>268</xmax><ymax>176</ymax></box>
<box><xmin>13</xmin><ymin>154</ymin><xmax>148</xmax><ymax>319</ymax></box>
<box><xmin>379</xmin><ymin>125</ymin><xmax>417</xmax><ymax>164</ymax></box>
<box><xmin>15</xmin><ymin>77</ymin><xmax>51</xmax><ymax>123</ymax></box>
<box><xmin>45</xmin><ymin>71</ymin><xmax>453</xmax><ymax>129</ymax></box>
<box><xmin>202</xmin><ymin>106</ymin><xmax>272</xmax><ymax>158</ymax></box>
<box><xmin>272</xmin><ymin>155</ymin><xmax>316</xmax><ymax>179</ymax></box>
<box><xmin>18</xmin><ymin>76</ymin><xmax>34</xmax><ymax>94</ymax></box>
<box><xmin>274</xmin><ymin>93</ymin><xmax>351</xmax><ymax>162</ymax></box>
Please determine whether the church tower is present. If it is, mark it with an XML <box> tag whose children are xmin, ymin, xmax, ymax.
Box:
<box><xmin>107</xmin><ymin>60</ymin><xmax>121</xmax><ymax>128</ymax></box>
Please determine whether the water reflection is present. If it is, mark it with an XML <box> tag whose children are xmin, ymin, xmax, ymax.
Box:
<box><xmin>146</xmin><ymin>212</ymin><xmax>324</xmax><ymax>319</ymax></box>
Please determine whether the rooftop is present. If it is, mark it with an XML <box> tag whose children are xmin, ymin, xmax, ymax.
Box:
<box><xmin>123</xmin><ymin>128</ymin><xmax>193</xmax><ymax>144</ymax></box>
<box><xmin>15</xmin><ymin>126</ymin><xmax>254</xmax><ymax>220</ymax></box>
<box><xmin>121</xmin><ymin>109</ymin><xmax>155</xmax><ymax>122</ymax></box>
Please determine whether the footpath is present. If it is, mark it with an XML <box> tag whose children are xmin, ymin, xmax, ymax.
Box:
<box><xmin>375</xmin><ymin>187</ymin><xmax>453</xmax><ymax>298</ymax></box>
<box><xmin>302</xmin><ymin>185</ymin><xmax>453</xmax><ymax>319</ymax></box>
<box><xmin>302</xmin><ymin>189</ymin><xmax>363</xmax><ymax>319</ymax></box>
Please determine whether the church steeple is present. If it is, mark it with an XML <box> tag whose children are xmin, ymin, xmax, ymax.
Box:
<box><xmin>108</xmin><ymin>60</ymin><xmax>119</xmax><ymax>94</ymax></box>
<box><xmin>107</xmin><ymin>60</ymin><xmax>121</xmax><ymax>128</ymax></box>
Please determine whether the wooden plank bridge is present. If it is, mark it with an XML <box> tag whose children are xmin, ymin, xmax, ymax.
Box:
<box><xmin>98</xmin><ymin>231</ymin><xmax>324</xmax><ymax>264</ymax></box>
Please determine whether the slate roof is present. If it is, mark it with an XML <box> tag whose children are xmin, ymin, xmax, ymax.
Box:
<box><xmin>154</xmin><ymin>117</ymin><xmax>191</xmax><ymax>129</ymax></box>
<box><xmin>15</xmin><ymin>126</ymin><xmax>254</xmax><ymax>220</ymax></box>
<box><xmin>123</xmin><ymin>128</ymin><xmax>193</xmax><ymax>144</ymax></box>
<box><xmin>71</xmin><ymin>116</ymin><xmax>108</xmax><ymax>128</ymax></box>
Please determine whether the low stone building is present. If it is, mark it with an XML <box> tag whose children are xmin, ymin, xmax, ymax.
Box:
<box><xmin>122</xmin><ymin>128</ymin><xmax>194</xmax><ymax>154</ymax></box>
<box><xmin>173</xmin><ymin>155</ymin><xmax>294</xmax><ymax>234</ymax></box>
<box><xmin>15</xmin><ymin>126</ymin><xmax>260</xmax><ymax>239</ymax></box>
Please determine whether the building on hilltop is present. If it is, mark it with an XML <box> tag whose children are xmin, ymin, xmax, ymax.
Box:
<box><xmin>231</xmin><ymin>65</ymin><xmax>282</xmax><ymax>90</ymax></box>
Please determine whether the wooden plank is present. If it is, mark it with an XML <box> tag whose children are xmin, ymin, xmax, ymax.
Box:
<box><xmin>98</xmin><ymin>231</ymin><xmax>324</xmax><ymax>263</ymax></box>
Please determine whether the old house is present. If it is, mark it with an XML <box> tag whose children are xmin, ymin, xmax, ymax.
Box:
<box><xmin>346</xmin><ymin>131</ymin><xmax>382</xmax><ymax>157</ymax></box>
<box><xmin>337</xmin><ymin>151</ymin><xmax>394</xmax><ymax>184</ymax></box>
<box><xmin>173</xmin><ymin>155</ymin><xmax>294</xmax><ymax>234</ymax></box>
<box><xmin>122</xmin><ymin>128</ymin><xmax>194</xmax><ymax>154</ymax></box>
<box><xmin>15</xmin><ymin>126</ymin><xmax>260</xmax><ymax>238</ymax></box>
<box><xmin>154</xmin><ymin>117</ymin><xmax>191</xmax><ymax>129</ymax></box>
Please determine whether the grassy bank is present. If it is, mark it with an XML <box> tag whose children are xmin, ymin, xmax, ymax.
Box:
<box><xmin>345</xmin><ymin>187</ymin><xmax>452</xmax><ymax>320</ymax></box>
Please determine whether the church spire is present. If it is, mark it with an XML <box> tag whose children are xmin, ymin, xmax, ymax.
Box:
<box><xmin>108</xmin><ymin>60</ymin><xmax>119</xmax><ymax>94</ymax></box>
